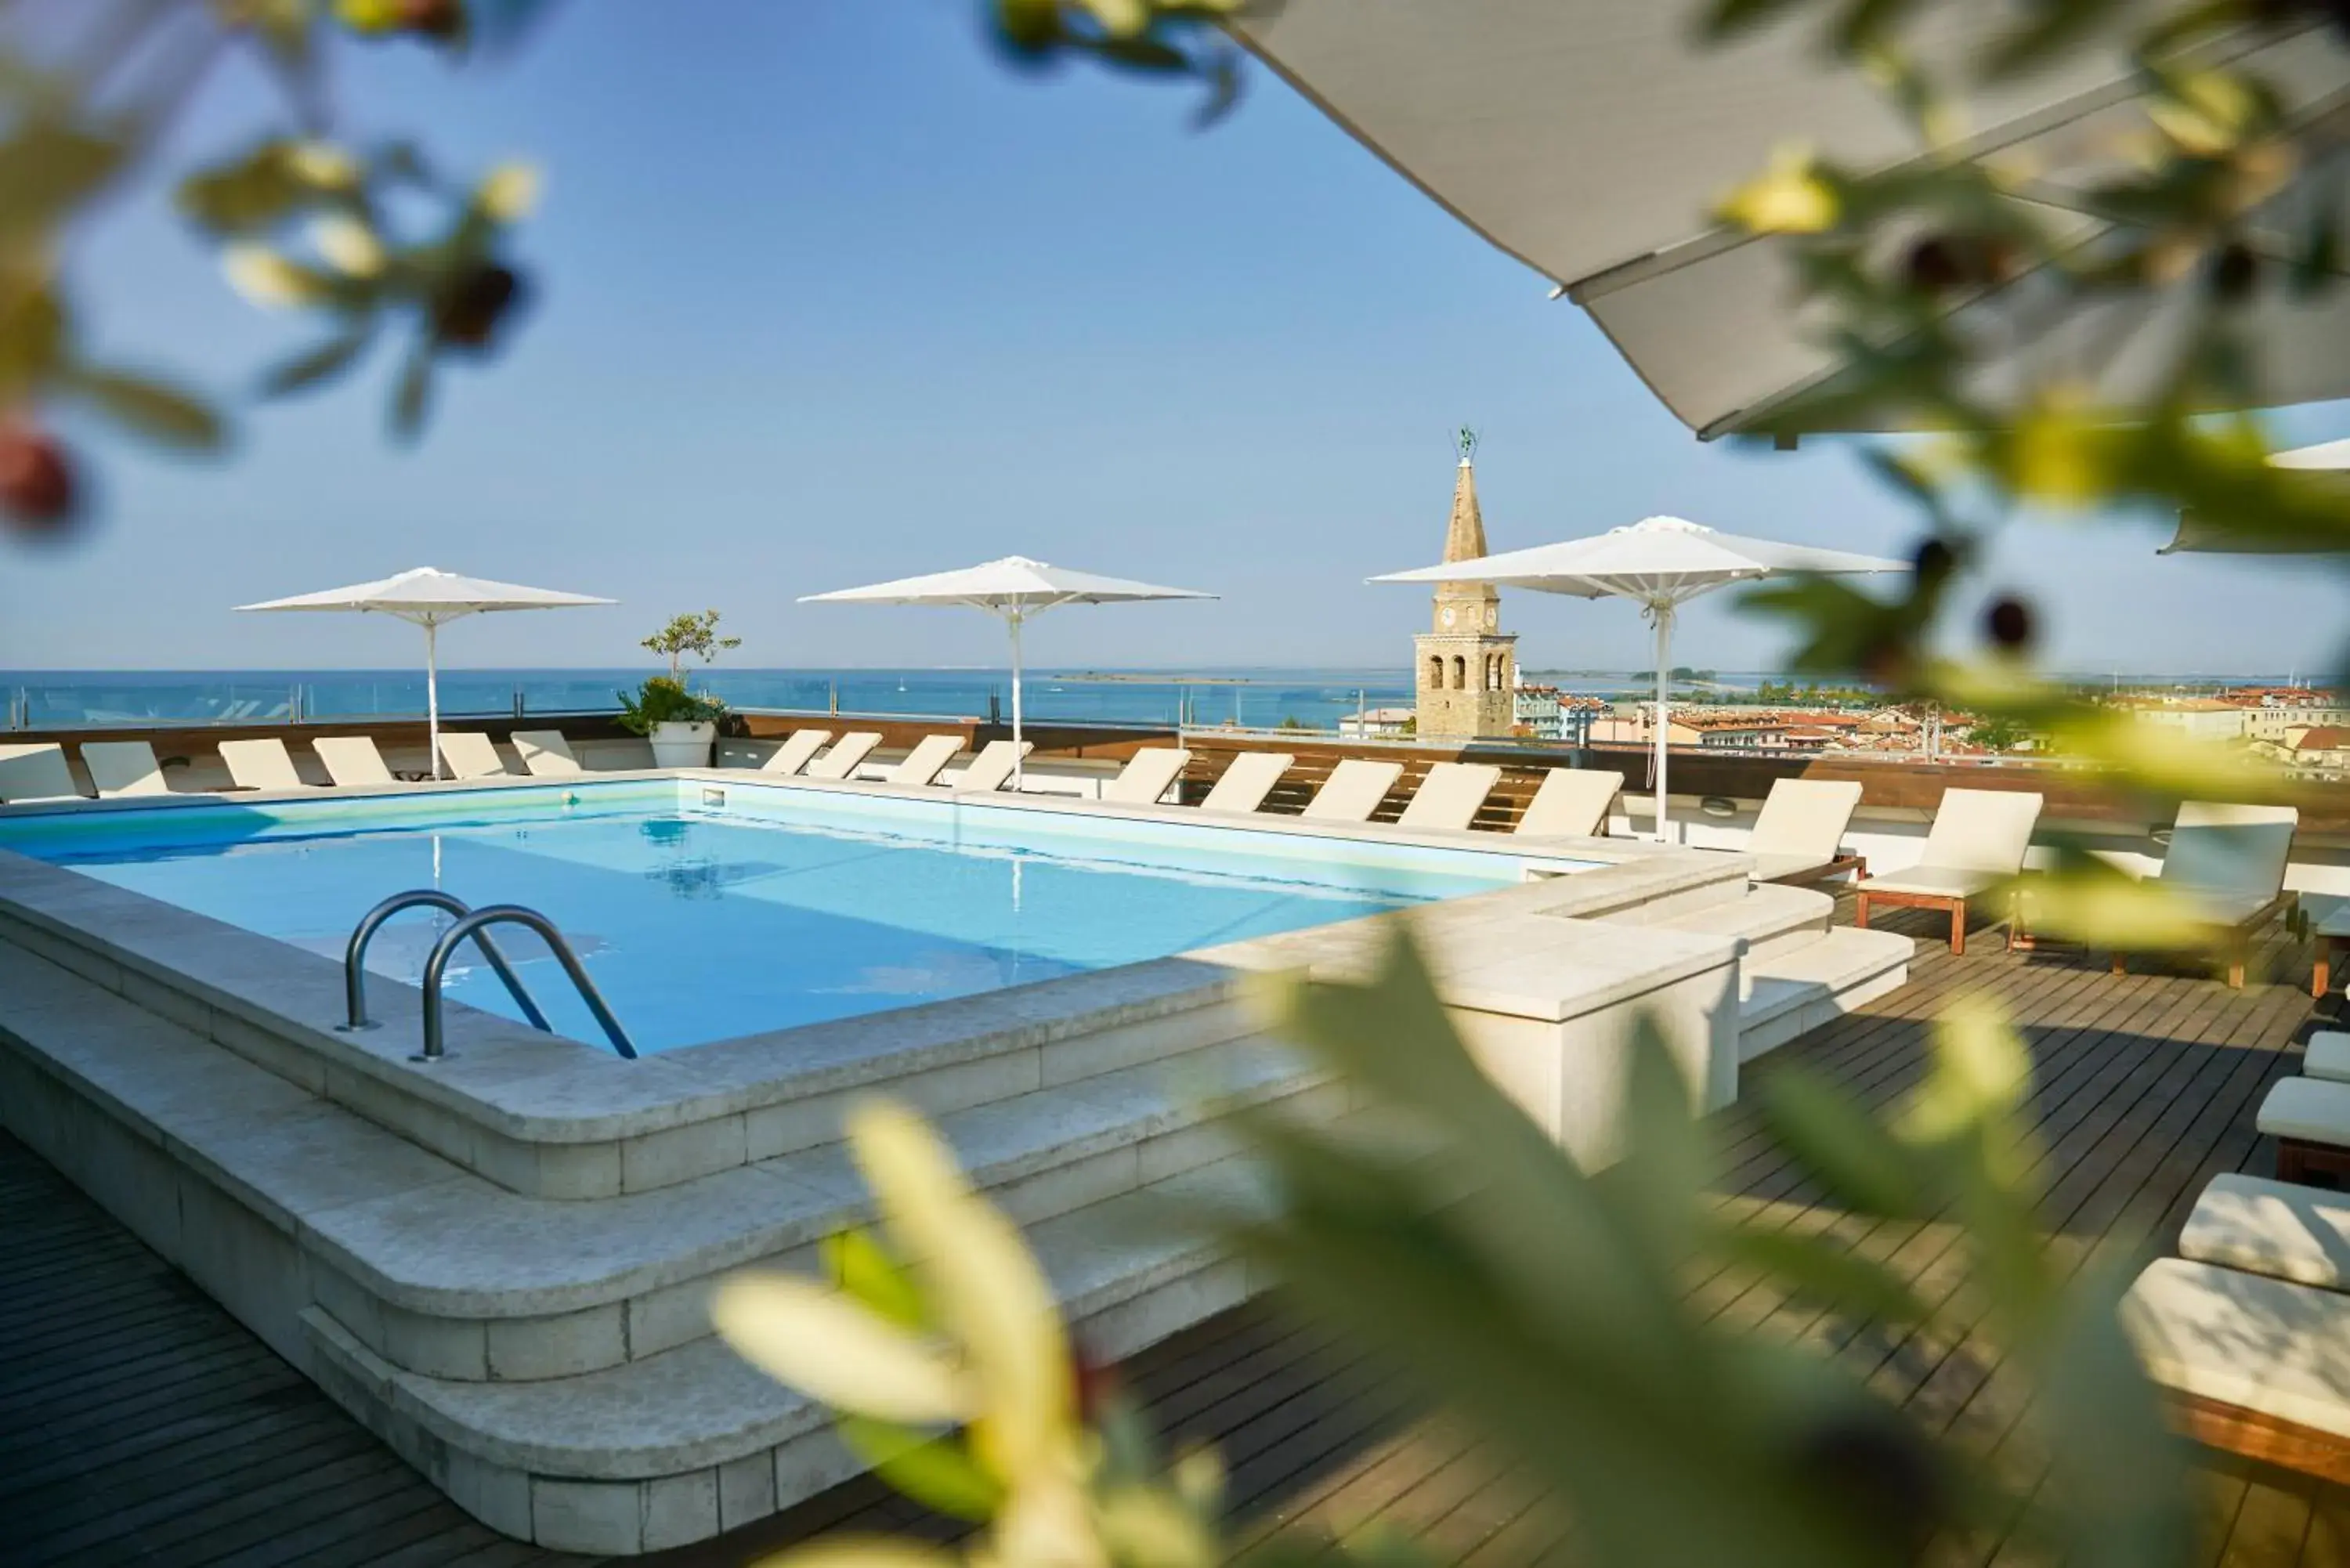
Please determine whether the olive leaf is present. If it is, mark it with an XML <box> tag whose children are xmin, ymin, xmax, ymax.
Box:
<box><xmin>255</xmin><ymin>330</ymin><xmax>374</xmax><ymax>398</ymax></box>
<box><xmin>60</xmin><ymin>366</ymin><xmax>229</xmax><ymax>453</ymax></box>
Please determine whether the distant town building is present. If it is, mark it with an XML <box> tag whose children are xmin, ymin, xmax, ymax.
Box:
<box><xmin>2240</xmin><ymin>699</ymin><xmax>2350</xmax><ymax>744</ymax></box>
<box><xmin>1339</xmin><ymin>706</ymin><xmax>1417</xmax><ymax>739</ymax></box>
<box><xmin>2109</xmin><ymin>695</ymin><xmax>2249</xmax><ymax>743</ymax></box>
<box><xmin>1413</xmin><ymin>430</ymin><xmax>1517</xmax><ymax>741</ymax></box>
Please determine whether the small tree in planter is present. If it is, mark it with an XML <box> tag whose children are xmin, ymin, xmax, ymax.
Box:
<box><xmin>620</xmin><ymin>611</ymin><xmax>741</xmax><ymax>768</ymax></box>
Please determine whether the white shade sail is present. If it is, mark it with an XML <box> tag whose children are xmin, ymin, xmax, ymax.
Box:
<box><xmin>238</xmin><ymin>567</ymin><xmax>614</xmax><ymax>779</ymax></box>
<box><xmin>801</xmin><ymin>556</ymin><xmax>1215</xmax><ymax>786</ymax></box>
<box><xmin>1238</xmin><ymin>4</ymin><xmax>2350</xmax><ymax>438</ymax></box>
<box><xmin>1375</xmin><ymin>517</ymin><xmax>1906</xmax><ymax>840</ymax></box>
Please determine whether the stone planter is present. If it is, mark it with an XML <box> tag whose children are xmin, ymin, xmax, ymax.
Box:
<box><xmin>648</xmin><ymin>721</ymin><xmax>715</xmax><ymax>768</ymax></box>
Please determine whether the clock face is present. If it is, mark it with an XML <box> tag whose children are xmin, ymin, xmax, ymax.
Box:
<box><xmin>1441</xmin><ymin>606</ymin><xmax>1456</xmax><ymax>628</ymax></box>
<box><xmin>1484</xmin><ymin>606</ymin><xmax>1498</xmax><ymax>630</ymax></box>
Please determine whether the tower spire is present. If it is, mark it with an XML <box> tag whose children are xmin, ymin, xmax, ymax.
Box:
<box><xmin>1442</xmin><ymin>428</ymin><xmax>1490</xmax><ymax>565</ymax></box>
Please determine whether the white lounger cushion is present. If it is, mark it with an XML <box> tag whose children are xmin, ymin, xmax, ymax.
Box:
<box><xmin>1103</xmin><ymin>747</ymin><xmax>1191</xmax><ymax>806</ymax></box>
<box><xmin>1396</xmin><ymin>762</ymin><xmax>1501</xmax><ymax>831</ymax></box>
<box><xmin>1749</xmin><ymin>779</ymin><xmax>1863</xmax><ymax>868</ymax></box>
<box><xmin>217</xmin><ymin>738</ymin><xmax>306</xmax><ymax>791</ymax></box>
<box><xmin>2306</xmin><ymin>1031</ymin><xmax>2350</xmax><ymax>1084</ymax></box>
<box><xmin>2124</xmin><ymin>1257</ymin><xmax>2350</xmax><ymax>1440</ymax></box>
<box><xmin>1860</xmin><ymin>864</ymin><xmax>2002</xmax><ymax>899</ymax></box>
<box><xmin>510</xmin><ymin>730</ymin><xmax>581</xmax><ymax>777</ymax></box>
<box><xmin>760</xmin><ymin>729</ymin><xmax>833</xmax><ymax>776</ymax></box>
<box><xmin>81</xmin><ymin>741</ymin><xmax>170</xmax><ymax>798</ymax></box>
<box><xmin>313</xmin><ymin>735</ymin><xmax>396</xmax><ymax>787</ymax></box>
<box><xmin>2181</xmin><ymin>1174</ymin><xmax>2350</xmax><ymax>1292</ymax></box>
<box><xmin>0</xmin><ymin>742</ymin><xmax>82</xmax><ymax>803</ymax></box>
<box><xmin>2164</xmin><ymin>802</ymin><xmax>2298</xmax><ymax>906</ymax></box>
<box><xmin>1515</xmin><ymin>768</ymin><xmax>1621</xmax><ymax>838</ymax></box>
<box><xmin>954</xmin><ymin>740</ymin><xmax>1030</xmax><ymax>793</ymax></box>
<box><xmin>887</xmin><ymin>735</ymin><xmax>964</xmax><ymax>788</ymax></box>
<box><xmin>804</xmin><ymin>732</ymin><xmax>883</xmax><ymax>781</ymax></box>
<box><xmin>437</xmin><ymin>732</ymin><xmax>509</xmax><ymax>780</ymax></box>
<box><xmin>1199</xmin><ymin>752</ymin><xmax>1292</xmax><ymax>814</ymax></box>
<box><xmin>2258</xmin><ymin>1077</ymin><xmax>2350</xmax><ymax>1147</ymax></box>
<box><xmin>1303</xmin><ymin>759</ymin><xmax>1405</xmax><ymax>822</ymax></box>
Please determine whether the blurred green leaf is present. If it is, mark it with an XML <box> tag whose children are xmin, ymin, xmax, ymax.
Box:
<box><xmin>0</xmin><ymin>121</ymin><xmax>128</xmax><ymax>248</ymax></box>
<box><xmin>62</xmin><ymin>366</ymin><xmax>227</xmax><ymax>453</ymax></box>
<box><xmin>255</xmin><ymin>330</ymin><xmax>373</xmax><ymax>398</ymax></box>
<box><xmin>0</xmin><ymin>285</ymin><xmax>66</xmax><ymax>402</ymax></box>
<box><xmin>1711</xmin><ymin>1220</ymin><xmax>1939</xmax><ymax>1327</ymax></box>
<box><xmin>837</xmin><ymin>1416</ymin><xmax>1005</xmax><ymax>1521</ymax></box>
<box><xmin>826</xmin><ymin>1226</ymin><xmax>928</xmax><ymax>1331</ymax></box>
<box><xmin>1752</xmin><ymin>1068</ymin><xmax>1930</xmax><ymax>1218</ymax></box>
<box><xmin>389</xmin><ymin>340</ymin><xmax>433</xmax><ymax>439</ymax></box>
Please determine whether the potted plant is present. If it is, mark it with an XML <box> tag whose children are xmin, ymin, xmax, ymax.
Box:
<box><xmin>620</xmin><ymin>610</ymin><xmax>741</xmax><ymax>768</ymax></box>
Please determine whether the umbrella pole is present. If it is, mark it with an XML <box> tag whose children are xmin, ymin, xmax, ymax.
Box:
<box><xmin>1652</xmin><ymin>602</ymin><xmax>1673</xmax><ymax>843</ymax></box>
<box><xmin>425</xmin><ymin>619</ymin><xmax>442</xmax><ymax>781</ymax></box>
<box><xmin>1008</xmin><ymin>609</ymin><xmax>1025</xmax><ymax>790</ymax></box>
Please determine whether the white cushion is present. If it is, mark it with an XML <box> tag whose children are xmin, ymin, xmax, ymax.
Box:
<box><xmin>1396</xmin><ymin>762</ymin><xmax>1501</xmax><ymax>831</ymax></box>
<box><xmin>2182</xmin><ymin>1173</ymin><xmax>2350</xmax><ymax>1291</ymax></box>
<box><xmin>1918</xmin><ymin>787</ymin><xmax>2043</xmax><ymax>875</ymax></box>
<box><xmin>1198</xmin><ymin>752</ymin><xmax>1292</xmax><ymax>814</ymax></box>
<box><xmin>2307</xmin><ymin>1031</ymin><xmax>2350</xmax><ymax>1085</ymax></box>
<box><xmin>1515</xmin><ymin>768</ymin><xmax>1621</xmax><ymax>837</ymax></box>
<box><xmin>2256</xmin><ymin>1076</ymin><xmax>2350</xmax><ymax>1146</ymax></box>
<box><xmin>2124</xmin><ymin>1257</ymin><xmax>2350</xmax><ymax>1440</ymax></box>
<box><xmin>1749</xmin><ymin>778</ymin><xmax>1863</xmax><ymax>862</ymax></box>
<box><xmin>1859</xmin><ymin>864</ymin><xmax>1997</xmax><ymax>900</ymax></box>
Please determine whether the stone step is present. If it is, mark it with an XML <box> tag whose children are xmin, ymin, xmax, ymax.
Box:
<box><xmin>300</xmin><ymin>1152</ymin><xmax>1285</xmax><ymax>1553</ymax></box>
<box><xmin>1737</xmin><ymin>926</ymin><xmax>1914</xmax><ymax>1062</ymax></box>
<box><xmin>1647</xmin><ymin>881</ymin><xmax>1835</xmax><ymax>970</ymax></box>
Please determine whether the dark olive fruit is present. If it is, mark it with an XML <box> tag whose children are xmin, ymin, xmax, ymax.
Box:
<box><xmin>397</xmin><ymin>0</ymin><xmax>464</xmax><ymax>40</ymax></box>
<box><xmin>1903</xmin><ymin>236</ymin><xmax>1966</xmax><ymax>295</ymax></box>
<box><xmin>431</xmin><ymin>263</ymin><xmax>526</xmax><ymax>352</ymax></box>
<box><xmin>0</xmin><ymin>421</ymin><xmax>75</xmax><ymax>533</ymax></box>
<box><xmin>1788</xmin><ymin>1408</ymin><xmax>1945</xmax><ymax>1563</ymax></box>
<box><xmin>994</xmin><ymin>0</ymin><xmax>1065</xmax><ymax>58</ymax></box>
<box><xmin>1901</xmin><ymin>233</ymin><xmax>2021</xmax><ymax>297</ymax></box>
<box><xmin>1984</xmin><ymin>594</ymin><xmax>2035</xmax><ymax>650</ymax></box>
<box><xmin>2208</xmin><ymin>241</ymin><xmax>2261</xmax><ymax>302</ymax></box>
<box><xmin>1911</xmin><ymin>536</ymin><xmax>1957</xmax><ymax>584</ymax></box>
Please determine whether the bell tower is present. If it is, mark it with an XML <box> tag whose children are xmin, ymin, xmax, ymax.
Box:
<box><xmin>1413</xmin><ymin>429</ymin><xmax>1518</xmax><ymax>739</ymax></box>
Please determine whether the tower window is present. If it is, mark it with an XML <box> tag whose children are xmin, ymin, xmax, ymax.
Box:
<box><xmin>1452</xmin><ymin>656</ymin><xmax>1466</xmax><ymax>690</ymax></box>
<box><xmin>1428</xmin><ymin>655</ymin><xmax>1444</xmax><ymax>688</ymax></box>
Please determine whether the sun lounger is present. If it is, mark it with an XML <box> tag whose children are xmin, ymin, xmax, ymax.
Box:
<box><xmin>509</xmin><ymin>729</ymin><xmax>582</xmax><ymax>778</ymax></box>
<box><xmin>1514</xmin><ymin>768</ymin><xmax>1622</xmax><ymax>838</ymax></box>
<box><xmin>80</xmin><ymin>741</ymin><xmax>172</xmax><ymax>798</ymax></box>
<box><xmin>2123</xmin><ymin>1256</ymin><xmax>2350</xmax><ymax>1484</ymax></box>
<box><xmin>314</xmin><ymin>735</ymin><xmax>399</xmax><ymax>787</ymax></box>
<box><xmin>0</xmin><ymin>742</ymin><xmax>85</xmax><ymax>804</ymax></box>
<box><xmin>953</xmin><ymin>740</ymin><xmax>1031</xmax><ymax>793</ymax></box>
<box><xmin>1102</xmin><ymin>747</ymin><xmax>1191</xmax><ymax>806</ymax></box>
<box><xmin>2257</xmin><ymin>1078</ymin><xmax>2350</xmax><ymax>1184</ymax></box>
<box><xmin>754</xmin><ymin>729</ymin><xmax>833</xmax><ymax>776</ymax></box>
<box><xmin>218</xmin><ymin>738</ymin><xmax>308</xmax><ymax>792</ymax></box>
<box><xmin>436</xmin><ymin>732</ymin><xmax>510</xmax><ymax>780</ymax></box>
<box><xmin>1853</xmin><ymin>787</ymin><xmax>2044</xmax><ymax>954</ymax></box>
<box><xmin>2105</xmin><ymin>802</ymin><xmax>2298</xmax><ymax>988</ymax></box>
<box><xmin>804</xmin><ymin>732</ymin><xmax>883</xmax><ymax>781</ymax></box>
<box><xmin>1301</xmin><ymin>759</ymin><xmax>1405</xmax><ymax>823</ymax></box>
<box><xmin>2179</xmin><ymin>1174</ymin><xmax>2350</xmax><ymax>1292</ymax></box>
<box><xmin>1198</xmin><ymin>752</ymin><xmax>1292</xmax><ymax>814</ymax></box>
<box><xmin>888</xmin><ymin>735</ymin><xmax>964</xmax><ymax>788</ymax></box>
<box><xmin>1746</xmin><ymin>778</ymin><xmax>1866</xmax><ymax>884</ymax></box>
<box><xmin>2305</xmin><ymin>1031</ymin><xmax>2350</xmax><ymax>1084</ymax></box>
<box><xmin>1395</xmin><ymin>762</ymin><xmax>1501</xmax><ymax>831</ymax></box>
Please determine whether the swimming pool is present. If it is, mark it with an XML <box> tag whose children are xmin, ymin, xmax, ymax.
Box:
<box><xmin>0</xmin><ymin>779</ymin><xmax>1593</xmax><ymax>1053</ymax></box>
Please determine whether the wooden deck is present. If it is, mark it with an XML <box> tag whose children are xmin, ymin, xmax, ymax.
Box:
<box><xmin>5</xmin><ymin>900</ymin><xmax>2343</xmax><ymax>1566</ymax></box>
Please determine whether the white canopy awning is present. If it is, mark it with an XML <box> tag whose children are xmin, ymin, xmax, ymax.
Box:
<box><xmin>1238</xmin><ymin>3</ymin><xmax>2350</xmax><ymax>438</ymax></box>
<box><xmin>2160</xmin><ymin>438</ymin><xmax>2350</xmax><ymax>555</ymax></box>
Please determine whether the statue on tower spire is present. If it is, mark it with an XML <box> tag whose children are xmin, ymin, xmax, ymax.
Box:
<box><xmin>1458</xmin><ymin>425</ymin><xmax>1478</xmax><ymax>464</ymax></box>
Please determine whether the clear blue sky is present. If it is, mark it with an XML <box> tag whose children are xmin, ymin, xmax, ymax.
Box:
<box><xmin>2</xmin><ymin>2</ymin><xmax>2337</xmax><ymax>677</ymax></box>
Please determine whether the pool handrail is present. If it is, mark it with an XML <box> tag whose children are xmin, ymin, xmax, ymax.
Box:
<box><xmin>419</xmin><ymin>904</ymin><xmax>638</xmax><ymax>1061</ymax></box>
<box><xmin>342</xmin><ymin>889</ymin><xmax>553</xmax><ymax>1035</ymax></box>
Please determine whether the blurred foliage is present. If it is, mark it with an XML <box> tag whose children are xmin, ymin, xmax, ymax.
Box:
<box><xmin>715</xmin><ymin>932</ymin><xmax>2200</xmax><ymax>1567</ymax></box>
<box><xmin>614</xmin><ymin>673</ymin><xmax>724</xmax><ymax>735</ymax></box>
<box><xmin>1707</xmin><ymin>0</ymin><xmax>2350</xmax><ymax>948</ymax></box>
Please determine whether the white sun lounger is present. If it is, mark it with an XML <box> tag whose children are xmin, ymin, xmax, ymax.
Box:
<box><xmin>1198</xmin><ymin>752</ymin><xmax>1292</xmax><ymax>814</ymax></box>
<box><xmin>1747</xmin><ymin>779</ymin><xmax>1866</xmax><ymax>884</ymax></box>
<box><xmin>81</xmin><ymin>741</ymin><xmax>172</xmax><ymax>798</ymax></box>
<box><xmin>510</xmin><ymin>729</ymin><xmax>582</xmax><ymax>778</ymax></box>
<box><xmin>1395</xmin><ymin>762</ymin><xmax>1501</xmax><ymax>832</ymax></box>
<box><xmin>804</xmin><ymin>732</ymin><xmax>883</xmax><ymax>781</ymax></box>
<box><xmin>953</xmin><ymin>740</ymin><xmax>1031</xmax><ymax>793</ymax></box>
<box><xmin>888</xmin><ymin>735</ymin><xmax>965</xmax><ymax>788</ymax></box>
<box><xmin>2123</xmin><ymin>1255</ymin><xmax>2350</xmax><ymax>1478</ymax></box>
<box><xmin>218</xmin><ymin>738</ymin><xmax>308</xmax><ymax>792</ymax></box>
<box><xmin>2179</xmin><ymin>1174</ymin><xmax>2350</xmax><ymax>1292</ymax></box>
<box><xmin>2105</xmin><ymin>801</ymin><xmax>2299</xmax><ymax>988</ymax></box>
<box><xmin>0</xmin><ymin>742</ymin><xmax>85</xmax><ymax>804</ymax></box>
<box><xmin>1301</xmin><ymin>758</ymin><xmax>1405</xmax><ymax>823</ymax></box>
<box><xmin>1103</xmin><ymin>747</ymin><xmax>1191</xmax><ymax>806</ymax></box>
<box><xmin>756</xmin><ymin>729</ymin><xmax>833</xmax><ymax>776</ymax></box>
<box><xmin>1513</xmin><ymin>768</ymin><xmax>1622</xmax><ymax>838</ymax></box>
<box><xmin>436</xmin><ymin>732</ymin><xmax>511</xmax><ymax>781</ymax></box>
<box><xmin>314</xmin><ymin>735</ymin><xmax>398</xmax><ymax>787</ymax></box>
<box><xmin>1855</xmin><ymin>787</ymin><xmax>2044</xmax><ymax>954</ymax></box>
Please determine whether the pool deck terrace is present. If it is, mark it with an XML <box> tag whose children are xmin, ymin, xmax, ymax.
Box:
<box><xmin>5</xmin><ymin>896</ymin><xmax>2342</xmax><ymax>1566</ymax></box>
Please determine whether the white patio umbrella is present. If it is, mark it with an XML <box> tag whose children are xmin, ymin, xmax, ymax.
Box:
<box><xmin>1374</xmin><ymin>517</ymin><xmax>1905</xmax><ymax>840</ymax></box>
<box><xmin>237</xmin><ymin>567</ymin><xmax>614</xmax><ymax>779</ymax></box>
<box><xmin>800</xmin><ymin>556</ymin><xmax>1216</xmax><ymax>787</ymax></box>
<box><xmin>1239</xmin><ymin>5</ymin><xmax>2350</xmax><ymax>439</ymax></box>
<box><xmin>2162</xmin><ymin>438</ymin><xmax>2350</xmax><ymax>554</ymax></box>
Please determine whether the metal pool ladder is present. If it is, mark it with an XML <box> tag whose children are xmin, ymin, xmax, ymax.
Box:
<box><xmin>341</xmin><ymin>890</ymin><xmax>638</xmax><ymax>1062</ymax></box>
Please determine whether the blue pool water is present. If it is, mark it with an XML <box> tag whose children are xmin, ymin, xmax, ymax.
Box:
<box><xmin>1</xmin><ymin>783</ymin><xmax>1574</xmax><ymax>1053</ymax></box>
